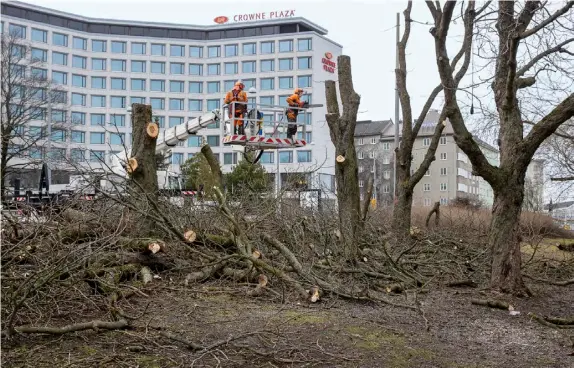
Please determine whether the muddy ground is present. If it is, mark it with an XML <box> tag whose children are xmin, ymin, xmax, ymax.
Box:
<box><xmin>2</xmin><ymin>280</ymin><xmax>573</xmax><ymax>368</ymax></box>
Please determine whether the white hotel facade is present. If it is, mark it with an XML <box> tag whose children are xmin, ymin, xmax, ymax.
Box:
<box><xmin>1</xmin><ymin>1</ymin><xmax>341</xmax><ymax>191</ymax></box>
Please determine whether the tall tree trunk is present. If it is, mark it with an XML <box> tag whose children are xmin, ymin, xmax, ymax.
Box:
<box><xmin>325</xmin><ymin>55</ymin><xmax>362</xmax><ymax>261</ymax></box>
<box><xmin>489</xmin><ymin>182</ymin><xmax>530</xmax><ymax>296</ymax></box>
<box><xmin>128</xmin><ymin>104</ymin><xmax>159</xmax><ymax>203</ymax></box>
<box><xmin>1</xmin><ymin>134</ymin><xmax>10</xmax><ymax>201</ymax></box>
<box><xmin>392</xmin><ymin>164</ymin><xmax>413</xmax><ymax>234</ymax></box>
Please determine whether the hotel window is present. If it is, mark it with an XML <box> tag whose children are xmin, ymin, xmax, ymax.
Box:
<box><xmin>261</xmin><ymin>78</ymin><xmax>274</xmax><ymax>90</ymax></box>
<box><xmin>169</xmin><ymin>98</ymin><xmax>184</xmax><ymax>110</ymax></box>
<box><xmin>207</xmin><ymin>99</ymin><xmax>220</xmax><ymax>111</ymax></box>
<box><xmin>131</xmin><ymin>97</ymin><xmax>145</xmax><ymax>105</ymax></box>
<box><xmin>189</xmin><ymin>81</ymin><xmax>203</xmax><ymax>93</ymax></box>
<box><xmin>225</xmin><ymin>44</ymin><xmax>238</xmax><ymax>57</ymax></box>
<box><xmin>423</xmin><ymin>183</ymin><xmax>431</xmax><ymax>192</ymax></box>
<box><xmin>91</xmin><ymin>95</ymin><xmax>106</xmax><ymax>107</ymax></box>
<box><xmin>151</xmin><ymin>43</ymin><xmax>165</xmax><ymax>56</ymax></box>
<box><xmin>150</xmin><ymin>98</ymin><xmax>165</xmax><ymax>110</ymax></box>
<box><xmin>169</xmin><ymin>116</ymin><xmax>184</xmax><ymax>127</ymax></box>
<box><xmin>9</xmin><ymin>24</ymin><xmax>26</xmax><ymax>38</ymax></box>
<box><xmin>207</xmin><ymin>135</ymin><xmax>220</xmax><ymax>147</ymax></box>
<box><xmin>279</xmin><ymin>40</ymin><xmax>293</xmax><ymax>52</ymax></box>
<box><xmin>111</xmin><ymin>59</ymin><xmax>126</xmax><ymax>72</ymax></box>
<box><xmin>170</xmin><ymin>80</ymin><xmax>184</xmax><ymax>93</ymax></box>
<box><xmin>131</xmin><ymin>42</ymin><xmax>146</xmax><ymax>54</ymax></box>
<box><xmin>297</xmin><ymin>75</ymin><xmax>312</xmax><ymax>88</ymax></box>
<box><xmin>110</xmin><ymin>114</ymin><xmax>125</xmax><ymax>126</ymax></box>
<box><xmin>52</xmin><ymin>33</ymin><xmax>68</xmax><ymax>47</ymax></box>
<box><xmin>131</xmin><ymin>79</ymin><xmax>146</xmax><ymax>91</ymax></box>
<box><xmin>189</xmin><ymin>64</ymin><xmax>203</xmax><ymax>75</ymax></box>
<box><xmin>242</xmin><ymin>60</ymin><xmax>256</xmax><ymax>73</ymax></box>
<box><xmin>71</xmin><ymin>93</ymin><xmax>86</xmax><ymax>106</ymax></box>
<box><xmin>243</xmin><ymin>79</ymin><xmax>255</xmax><ymax>89</ymax></box>
<box><xmin>52</xmin><ymin>71</ymin><xmax>67</xmax><ymax>85</ymax></box>
<box><xmin>153</xmin><ymin>116</ymin><xmax>165</xmax><ymax>128</ymax></box>
<box><xmin>72</xmin><ymin>74</ymin><xmax>86</xmax><ymax>88</ymax></box>
<box><xmin>131</xmin><ymin>60</ymin><xmax>146</xmax><ymax>73</ymax></box>
<box><xmin>92</xmin><ymin>58</ymin><xmax>106</xmax><ymax>71</ymax></box>
<box><xmin>189</xmin><ymin>99</ymin><xmax>203</xmax><ymax>111</ymax></box>
<box><xmin>423</xmin><ymin>138</ymin><xmax>430</xmax><ymax>146</ymax></box>
<box><xmin>260</xmin><ymin>96</ymin><xmax>274</xmax><ymax>107</ymax></box>
<box><xmin>170</xmin><ymin>44</ymin><xmax>185</xmax><ymax>57</ymax></box>
<box><xmin>279</xmin><ymin>58</ymin><xmax>293</xmax><ymax>71</ymax></box>
<box><xmin>151</xmin><ymin>80</ymin><xmax>165</xmax><ymax>92</ymax></box>
<box><xmin>243</xmin><ymin>43</ymin><xmax>256</xmax><ymax>55</ymax></box>
<box><xmin>224</xmin><ymin>80</ymin><xmax>235</xmax><ymax>91</ymax></box>
<box><xmin>440</xmin><ymin>167</ymin><xmax>447</xmax><ymax>175</ymax></box>
<box><xmin>261</xmin><ymin>59</ymin><xmax>274</xmax><ymax>72</ymax></box>
<box><xmin>440</xmin><ymin>136</ymin><xmax>447</xmax><ymax>145</ymax></box>
<box><xmin>170</xmin><ymin>62</ymin><xmax>185</xmax><ymax>74</ymax></box>
<box><xmin>261</xmin><ymin>41</ymin><xmax>274</xmax><ymax>54</ymax></box>
<box><xmin>91</xmin><ymin>76</ymin><xmax>106</xmax><ymax>89</ymax></box>
<box><xmin>72</xmin><ymin>37</ymin><xmax>87</xmax><ymax>51</ymax></box>
<box><xmin>279</xmin><ymin>77</ymin><xmax>293</xmax><ymax>89</ymax></box>
<box><xmin>72</xmin><ymin>55</ymin><xmax>87</xmax><ymax>69</ymax></box>
<box><xmin>110</xmin><ymin>133</ymin><xmax>125</xmax><ymax>145</ymax></box>
<box><xmin>207</xmin><ymin>81</ymin><xmax>220</xmax><ymax>94</ymax></box>
<box><xmin>111</xmin><ymin>96</ymin><xmax>126</xmax><ymax>108</ymax></box>
<box><xmin>52</xmin><ymin>52</ymin><xmax>67</xmax><ymax>66</ymax></box>
<box><xmin>71</xmin><ymin>112</ymin><xmax>85</xmax><ymax>125</ymax></box>
<box><xmin>188</xmin><ymin>136</ymin><xmax>201</xmax><ymax>147</ymax></box>
<box><xmin>208</xmin><ymin>63</ymin><xmax>220</xmax><ymax>75</ymax></box>
<box><xmin>298</xmin><ymin>56</ymin><xmax>312</xmax><ymax>69</ymax></box>
<box><xmin>111</xmin><ymin>77</ymin><xmax>126</xmax><ymax>90</ymax></box>
<box><xmin>298</xmin><ymin>38</ymin><xmax>312</xmax><ymax>51</ymax></box>
<box><xmin>92</xmin><ymin>40</ymin><xmax>106</xmax><ymax>52</ymax></box>
<box><xmin>225</xmin><ymin>62</ymin><xmax>238</xmax><ymax>74</ymax></box>
<box><xmin>208</xmin><ymin>46</ymin><xmax>220</xmax><ymax>58</ymax></box>
<box><xmin>189</xmin><ymin>46</ymin><xmax>203</xmax><ymax>58</ymax></box>
<box><xmin>279</xmin><ymin>151</ymin><xmax>293</xmax><ymax>163</ymax></box>
<box><xmin>31</xmin><ymin>48</ymin><xmax>47</xmax><ymax>62</ymax></box>
<box><xmin>151</xmin><ymin>61</ymin><xmax>166</xmax><ymax>74</ymax></box>
<box><xmin>90</xmin><ymin>132</ymin><xmax>105</xmax><ymax>144</ymax></box>
<box><xmin>90</xmin><ymin>151</ymin><xmax>105</xmax><ymax>162</ymax></box>
<box><xmin>440</xmin><ymin>183</ymin><xmax>448</xmax><ymax>191</ymax></box>
<box><xmin>297</xmin><ymin>150</ymin><xmax>312</xmax><ymax>163</ymax></box>
<box><xmin>91</xmin><ymin>114</ymin><xmax>105</xmax><ymax>126</ymax></box>
<box><xmin>111</xmin><ymin>41</ymin><xmax>126</xmax><ymax>53</ymax></box>
<box><xmin>31</xmin><ymin>29</ymin><xmax>47</xmax><ymax>43</ymax></box>
<box><xmin>260</xmin><ymin>152</ymin><xmax>274</xmax><ymax>164</ymax></box>
<box><xmin>440</xmin><ymin>153</ymin><xmax>447</xmax><ymax>160</ymax></box>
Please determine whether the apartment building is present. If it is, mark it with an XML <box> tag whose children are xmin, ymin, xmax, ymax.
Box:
<box><xmin>1</xmin><ymin>1</ymin><xmax>341</xmax><ymax>192</ymax></box>
<box><xmin>355</xmin><ymin>109</ymin><xmax>499</xmax><ymax>207</ymax></box>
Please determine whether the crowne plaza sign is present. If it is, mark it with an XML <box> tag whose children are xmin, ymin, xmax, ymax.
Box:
<box><xmin>214</xmin><ymin>10</ymin><xmax>296</xmax><ymax>24</ymax></box>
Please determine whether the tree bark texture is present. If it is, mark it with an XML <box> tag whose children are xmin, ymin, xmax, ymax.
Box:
<box><xmin>489</xmin><ymin>183</ymin><xmax>529</xmax><ymax>295</ymax></box>
<box><xmin>200</xmin><ymin>144</ymin><xmax>223</xmax><ymax>190</ymax></box>
<box><xmin>325</xmin><ymin>55</ymin><xmax>362</xmax><ymax>260</ymax></box>
<box><xmin>426</xmin><ymin>1</ymin><xmax>574</xmax><ymax>295</ymax></box>
<box><xmin>129</xmin><ymin>104</ymin><xmax>159</xmax><ymax>203</ymax></box>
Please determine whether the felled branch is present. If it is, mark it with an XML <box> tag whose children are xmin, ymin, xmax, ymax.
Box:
<box><xmin>471</xmin><ymin>299</ymin><xmax>510</xmax><ymax>310</ymax></box>
<box><xmin>2</xmin><ymin>319</ymin><xmax>128</xmax><ymax>336</ymax></box>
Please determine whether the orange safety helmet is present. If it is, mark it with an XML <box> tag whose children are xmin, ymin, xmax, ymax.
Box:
<box><xmin>234</xmin><ymin>81</ymin><xmax>245</xmax><ymax>90</ymax></box>
<box><xmin>294</xmin><ymin>88</ymin><xmax>304</xmax><ymax>95</ymax></box>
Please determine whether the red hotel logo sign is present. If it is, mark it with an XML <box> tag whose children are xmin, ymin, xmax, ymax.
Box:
<box><xmin>213</xmin><ymin>16</ymin><xmax>229</xmax><ymax>24</ymax></box>
<box><xmin>322</xmin><ymin>52</ymin><xmax>336</xmax><ymax>73</ymax></box>
<box><xmin>214</xmin><ymin>10</ymin><xmax>295</xmax><ymax>24</ymax></box>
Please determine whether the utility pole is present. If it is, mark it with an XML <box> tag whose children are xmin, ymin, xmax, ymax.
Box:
<box><xmin>393</xmin><ymin>12</ymin><xmax>400</xmax><ymax>200</ymax></box>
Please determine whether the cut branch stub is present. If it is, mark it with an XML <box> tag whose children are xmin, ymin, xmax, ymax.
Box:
<box><xmin>127</xmin><ymin>158</ymin><xmax>138</xmax><ymax>174</ymax></box>
<box><xmin>146</xmin><ymin>122</ymin><xmax>159</xmax><ymax>138</ymax></box>
<box><xmin>184</xmin><ymin>230</ymin><xmax>197</xmax><ymax>243</ymax></box>
<box><xmin>336</xmin><ymin>155</ymin><xmax>346</xmax><ymax>163</ymax></box>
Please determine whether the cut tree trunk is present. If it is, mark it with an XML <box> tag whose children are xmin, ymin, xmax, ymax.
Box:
<box><xmin>489</xmin><ymin>184</ymin><xmax>531</xmax><ymax>296</ymax></box>
<box><xmin>392</xmin><ymin>171</ymin><xmax>414</xmax><ymax>236</ymax></box>
<box><xmin>129</xmin><ymin>104</ymin><xmax>159</xmax><ymax>203</ymax></box>
<box><xmin>425</xmin><ymin>202</ymin><xmax>440</xmax><ymax>228</ymax></box>
<box><xmin>324</xmin><ymin>55</ymin><xmax>362</xmax><ymax>261</ymax></box>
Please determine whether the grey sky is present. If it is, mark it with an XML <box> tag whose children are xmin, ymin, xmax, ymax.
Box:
<box><xmin>21</xmin><ymin>0</ymin><xmax>452</xmax><ymax>122</ymax></box>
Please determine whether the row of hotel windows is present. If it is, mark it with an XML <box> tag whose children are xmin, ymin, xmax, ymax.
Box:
<box><xmin>12</xmin><ymin>90</ymin><xmax>312</xmax><ymax>112</ymax></box>
<box><xmin>358</xmin><ymin>181</ymin><xmax>449</xmax><ymax>192</ymax></box>
<box><xmin>18</xmin><ymin>124</ymin><xmax>312</xmax><ymax>150</ymax></box>
<box><xmin>357</xmin><ymin>137</ymin><xmax>449</xmax><ymax>146</ymax></box>
<box><xmin>6</xmin><ymin>22</ymin><xmax>313</xmax><ymax>55</ymax></box>
<box><xmin>11</xmin><ymin>145</ymin><xmax>312</xmax><ymax>165</ymax></box>
<box><xmin>38</xmin><ymin>72</ymin><xmax>313</xmax><ymax>91</ymax></box>
<box><xmin>23</xmin><ymin>47</ymin><xmax>314</xmax><ymax>73</ymax></box>
<box><xmin>19</xmin><ymin>106</ymin><xmax>313</xmax><ymax>127</ymax></box>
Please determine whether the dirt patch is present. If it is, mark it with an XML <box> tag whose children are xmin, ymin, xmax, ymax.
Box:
<box><xmin>2</xmin><ymin>282</ymin><xmax>572</xmax><ymax>368</ymax></box>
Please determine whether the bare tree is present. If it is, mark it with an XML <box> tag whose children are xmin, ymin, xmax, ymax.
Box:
<box><xmin>325</xmin><ymin>55</ymin><xmax>362</xmax><ymax>260</ymax></box>
<box><xmin>392</xmin><ymin>1</ymin><xmax>485</xmax><ymax>235</ymax></box>
<box><xmin>425</xmin><ymin>0</ymin><xmax>574</xmax><ymax>295</ymax></box>
<box><xmin>542</xmin><ymin>119</ymin><xmax>574</xmax><ymax>199</ymax></box>
<box><xmin>1</xmin><ymin>31</ymin><xmax>66</xmax><ymax>199</ymax></box>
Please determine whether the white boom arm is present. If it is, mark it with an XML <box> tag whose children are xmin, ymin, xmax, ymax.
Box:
<box><xmin>110</xmin><ymin>110</ymin><xmax>222</xmax><ymax>177</ymax></box>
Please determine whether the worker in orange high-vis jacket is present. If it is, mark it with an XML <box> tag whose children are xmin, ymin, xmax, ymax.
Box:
<box><xmin>286</xmin><ymin>88</ymin><xmax>308</xmax><ymax>140</ymax></box>
<box><xmin>224</xmin><ymin>81</ymin><xmax>248</xmax><ymax>134</ymax></box>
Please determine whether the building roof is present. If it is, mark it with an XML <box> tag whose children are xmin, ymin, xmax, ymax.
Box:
<box><xmin>355</xmin><ymin>120</ymin><xmax>393</xmax><ymax>137</ymax></box>
<box><xmin>474</xmin><ymin>136</ymin><xmax>499</xmax><ymax>153</ymax></box>
<box><xmin>2</xmin><ymin>1</ymin><xmax>330</xmax><ymax>37</ymax></box>
<box><xmin>545</xmin><ymin>201</ymin><xmax>574</xmax><ymax>211</ymax></box>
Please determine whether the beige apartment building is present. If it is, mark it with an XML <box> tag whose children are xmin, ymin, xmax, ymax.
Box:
<box><xmin>355</xmin><ymin>109</ymin><xmax>501</xmax><ymax>208</ymax></box>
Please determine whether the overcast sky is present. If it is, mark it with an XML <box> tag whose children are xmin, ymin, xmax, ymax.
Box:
<box><xmin>21</xmin><ymin>0</ymin><xmax>451</xmax><ymax>122</ymax></box>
